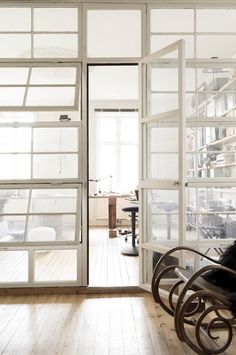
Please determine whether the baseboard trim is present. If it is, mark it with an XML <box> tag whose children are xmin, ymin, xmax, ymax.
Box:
<box><xmin>0</xmin><ymin>286</ymin><xmax>146</xmax><ymax>296</ymax></box>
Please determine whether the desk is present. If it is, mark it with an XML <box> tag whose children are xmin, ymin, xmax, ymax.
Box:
<box><xmin>89</xmin><ymin>193</ymin><xmax>129</xmax><ymax>237</ymax></box>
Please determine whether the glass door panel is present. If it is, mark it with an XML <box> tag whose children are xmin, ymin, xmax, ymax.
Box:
<box><xmin>139</xmin><ymin>40</ymin><xmax>185</xmax><ymax>290</ymax></box>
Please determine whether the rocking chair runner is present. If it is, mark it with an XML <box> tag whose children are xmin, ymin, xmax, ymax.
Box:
<box><xmin>152</xmin><ymin>246</ymin><xmax>236</xmax><ymax>355</ymax></box>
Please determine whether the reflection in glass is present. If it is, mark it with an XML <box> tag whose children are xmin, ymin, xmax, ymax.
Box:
<box><xmin>0</xmin><ymin>216</ymin><xmax>26</xmax><ymax>242</ymax></box>
<box><xmin>34</xmin><ymin>249</ymin><xmax>77</xmax><ymax>281</ymax></box>
<box><xmin>145</xmin><ymin>190</ymin><xmax>179</xmax><ymax>242</ymax></box>
<box><xmin>28</xmin><ymin>215</ymin><xmax>76</xmax><ymax>241</ymax></box>
<box><xmin>0</xmin><ymin>251</ymin><xmax>28</xmax><ymax>282</ymax></box>
<box><xmin>30</xmin><ymin>189</ymin><xmax>77</xmax><ymax>213</ymax></box>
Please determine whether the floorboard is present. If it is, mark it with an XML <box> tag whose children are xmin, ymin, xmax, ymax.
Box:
<box><xmin>89</xmin><ymin>227</ymin><xmax>139</xmax><ymax>287</ymax></box>
<box><xmin>0</xmin><ymin>292</ymin><xmax>235</xmax><ymax>355</ymax></box>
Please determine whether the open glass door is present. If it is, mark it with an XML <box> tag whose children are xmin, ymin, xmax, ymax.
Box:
<box><xmin>139</xmin><ymin>40</ymin><xmax>185</xmax><ymax>291</ymax></box>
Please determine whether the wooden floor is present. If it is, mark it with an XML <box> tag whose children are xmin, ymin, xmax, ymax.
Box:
<box><xmin>0</xmin><ymin>292</ymin><xmax>236</xmax><ymax>354</ymax></box>
<box><xmin>89</xmin><ymin>228</ymin><xmax>139</xmax><ymax>287</ymax></box>
<box><xmin>0</xmin><ymin>292</ymin><xmax>196</xmax><ymax>355</ymax></box>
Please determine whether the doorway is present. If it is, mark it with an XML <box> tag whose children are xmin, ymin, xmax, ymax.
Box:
<box><xmin>88</xmin><ymin>64</ymin><xmax>139</xmax><ymax>286</ymax></box>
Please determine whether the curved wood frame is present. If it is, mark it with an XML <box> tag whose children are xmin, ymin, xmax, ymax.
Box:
<box><xmin>152</xmin><ymin>246</ymin><xmax>236</xmax><ymax>354</ymax></box>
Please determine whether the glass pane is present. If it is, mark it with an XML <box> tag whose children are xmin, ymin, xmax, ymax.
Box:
<box><xmin>0</xmin><ymin>35</ymin><xmax>31</xmax><ymax>58</ymax></box>
<box><xmin>34</xmin><ymin>34</ymin><xmax>78</xmax><ymax>58</ymax></box>
<box><xmin>151</xmin><ymin>67</ymin><xmax>195</xmax><ymax>92</ymax></box>
<box><xmin>197</xmin><ymin>187</ymin><xmax>236</xmax><ymax>212</ymax></box>
<box><xmin>143</xmin><ymin>249</ymin><xmax>178</xmax><ymax>285</ymax></box>
<box><xmin>145</xmin><ymin>190</ymin><xmax>179</xmax><ymax>242</ymax></box>
<box><xmin>26</xmin><ymin>87</ymin><xmax>75</xmax><ymax>106</ymax></box>
<box><xmin>0</xmin><ymin>128</ymin><xmax>31</xmax><ymax>152</ymax></box>
<box><xmin>30</xmin><ymin>189</ymin><xmax>77</xmax><ymax>213</ymax></box>
<box><xmin>197</xmin><ymin>9</ymin><xmax>236</xmax><ymax>32</ymax></box>
<box><xmin>149</xmin><ymin>93</ymin><xmax>178</xmax><ymax>116</ymax></box>
<box><xmin>197</xmin><ymin>67</ymin><xmax>233</xmax><ymax>92</ymax></box>
<box><xmin>193</xmin><ymin>152</ymin><xmax>236</xmax><ymax>178</ymax></box>
<box><xmin>30</xmin><ymin>67</ymin><xmax>76</xmax><ymax>85</ymax></box>
<box><xmin>148</xmin><ymin>123</ymin><xmax>178</xmax><ymax>153</ymax></box>
<box><xmin>33</xmin><ymin>128</ymin><xmax>78</xmax><ymax>152</ymax></box>
<box><xmin>98</xmin><ymin>118</ymin><xmax>117</xmax><ymax>142</ymax></box>
<box><xmin>34</xmin><ymin>8</ymin><xmax>78</xmax><ymax>31</ymax></box>
<box><xmin>0</xmin><ymin>8</ymin><xmax>31</xmax><ymax>31</ymax></box>
<box><xmin>149</xmin><ymin>153</ymin><xmax>178</xmax><ymax>180</ymax></box>
<box><xmin>0</xmin><ymin>155</ymin><xmax>30</xmax><ymax>179</ymax></box>
<box><xmin>0</xmin><ymin>216</ymin><xmax>26</xmax><ymax>242</ymax></box>
<box><xmin>28</xmin><ymin>215</ymin><xmax>76</xmax><ymax>241</ymax></box>
<box><xmin>186</xmin><ymin>188</ymin><xmax>197</xmax><ymax>241</ymax></box>
<box><xmin>0</xmin><ymin>68</ymin><xmax>28</xmax><ymax>85</ymax></box>
<box><xmin>151</xmin><ymin>9</ymin><xmax>194</xmax><ymax>32</ymax></box>
<box><xmin>0</xmin><ymin>87</ymin><xmax>25</xmax><ymax>106</ymax></box>
<box><xmin>151</xmin><ymin>35</ymin><xmax>194</xmax><ymax>57</ymax></box>
<box><xmin>33</xmin><ymin>154</ymin><xmax>78</xmax><ymax>179</ymax></box>
<box><xmin>34</xmin><ymin>249</ymin><xmax>77</xmax><ymax>281</ymax></box>
<box><xmin>89</xmin><ymin>66</ymin><xmax>138</xmax><ymax>100</ymax></box>
<box><xmin>87</xmin><ymin>10</ymin><xmax>141</xmax><ymax>57</ymax></box>
<box><xmin>0</xmin><ymin>251</ymin><xmax>28</xmax><ymax>282</ymax></box>
<box><xmin>147</xmin><ymin>122</ymin><xmax>178</xmax><ymax>179</ymax></box>
<box><xmin>120</xmin><ymin>116</ymin><xmax>138</xmax><ymax>142</ymax></box>
<box><xmin>197</xmin><ymin>35</ymin><xmax>236</xmax><ymax>58</ymax></box>
<box><xmin>0</xmin><ymin>190</ymin><xmax>29</xmax><ymax>214</ymax></box>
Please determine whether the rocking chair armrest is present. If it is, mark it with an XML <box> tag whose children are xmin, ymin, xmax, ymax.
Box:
<box><xmin>175</xmin><ymin>264</ymin><xmax>236</xmax><ymax>307</ymax></box>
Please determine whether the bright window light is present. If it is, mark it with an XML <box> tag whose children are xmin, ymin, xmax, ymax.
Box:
<box><xmin>97</xmin><ymin>111</ymin><xmax>138</xmax><ymax>193</ymax></box>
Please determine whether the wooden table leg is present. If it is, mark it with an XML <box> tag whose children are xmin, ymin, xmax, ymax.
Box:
<box><xmin>108</xmin><ymin>197</ymin><xmax>116</xmax><ymax>238</ymax></box>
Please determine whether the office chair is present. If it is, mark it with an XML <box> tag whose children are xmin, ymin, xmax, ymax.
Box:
<box><xmin>120</xmin><ymin>189</ymin><xmax>139</xmax><ymax>256</ymax></box>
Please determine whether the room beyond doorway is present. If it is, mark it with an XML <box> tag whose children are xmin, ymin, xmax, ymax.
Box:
<box><xmin>88</xmin><ymin>64</ymin><xmax>139</xmax><ymax>287</ymax></box>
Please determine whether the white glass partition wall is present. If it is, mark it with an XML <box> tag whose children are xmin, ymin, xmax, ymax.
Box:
<box><xmin>140</xmin><ymin>50</ymin><xmax>236</xmax><ymax>289</ymax></box>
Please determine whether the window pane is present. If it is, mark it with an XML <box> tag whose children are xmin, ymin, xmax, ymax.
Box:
<box><xmin>34</xmin><ymin>8</ymin><xmax>78</xmax><ymax>32</ymax></box>
<box><xmin>30</xmin><ymin>189</ymin><xmax>77</xmax><ymax>213</ymax></box>
<box><xmin>26</xmin><ymin>87</ymin><xmax>75</xmax><ymax>106</ymax></box>
<box><xmin>197</xmin><ymin>35</ymin><xmax>236</xmax><ymax>58</ymax></box>
<box><xmin>145</xmin><ymin>190</ymin><xmax>179</xmax><ymax>243</ymax></box>
<box><xmin>151</xmin><ymin>9</ymin><xmax>194</xmax><ymax>32</ymax></box>
<box><xmin>0</xmin><ymin>8</ymin><xmax>31</xmax><ymax>31</ymax></box>
<box><xmin>87</xmin><ymin>10</ymin><xmax>141</xmax><ymax>57</ymax></box>
<box><xmin>30</xmin><ymin>67</ymin><xmax>76</xmax><ymax>85</ymax></box>
<box><xmin>197</xmin><ymin>9</ymin><xmax>236</xmax><ymax>32</ymax></box>
<box><xmin>148</xmin><ymin>123</ymin><xmax>178</xmax><ymax>153</ymax></box>
<box><xmin>149</xmin><ymin>93</ymin><xmax>178</xmax><ymax>116</ymax></box>
<box><xmin>120</xmin><ymin>117</ymin><xmax>138</xmax><ymax>142</ymax></box>
<box><xmin>33</xmin><ymin>128</ymin><xmax>78</xmax><ymax>152</ymax></box>
<box><xmin>34</xmin><ymin>249</ymin><xmax>77</xmax><ymax>281</ymax></box>
<box><xmin>151</xmin><ymin>68</ymin><xmax>195</xmax><ymax>92</ymax></box>
<box><xmin>0</xmin><ymin>35</ymin><xmax>31</xmax><ymax>58</ymax></box>
<box><xmin>0</xmin><ymin>68</ymin><xmax>28</xmax><ymax>85</ymax></box>
<box><xmin>89</xmin><ymin>66</ymin><xmax>138</xmax><ymax>100</ymax></box>
<box><xmin>34</xmin><ymin>34</ymin><xmax>78</xmax><ymax>58</ymax></box>
<box><xmin>0</xmin><ymin>155</ymin><xmax>30</xmax><ymax>179</ymax></box>
<box><xmin>99</xmin><ymin>118</ymin><xmax>117</xmax><ymax>142</ymax></box>
<box><xmin>0</xmin><ymin>87</ymin><xmax>25</xmax><ymax>106</ymax></box>
<box><xmin>28</xmin><ymin>215</ymin><xmax>76</xmax><ymax>241</ymax></box>
<box><xmin>0</xmin><ymin>216</ymin><xmax>26</xmax><ymax>242</ymax></box>
<box><xmin>0</xmin><ymin>251</ymin><xmax>28</xmax><ymax>282</ymax></box>
<box><xmin>0</xmin><ymin>128</ymin><xmax>31</xmax><ymax>152</ymax></box>
<box><xmin>0</xmin><ymin>190</ymin><xmax>29</xmax><ymax>214</ymax></box>
<box><xmin>151</xmin><ymin>35</ymin><xmax>194</xmax><ymax>57</ymax></box>
<box><xmin>33</xmin><ymin>154</ymin><xmax>78</xmax><ymax>179</ymax></box>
